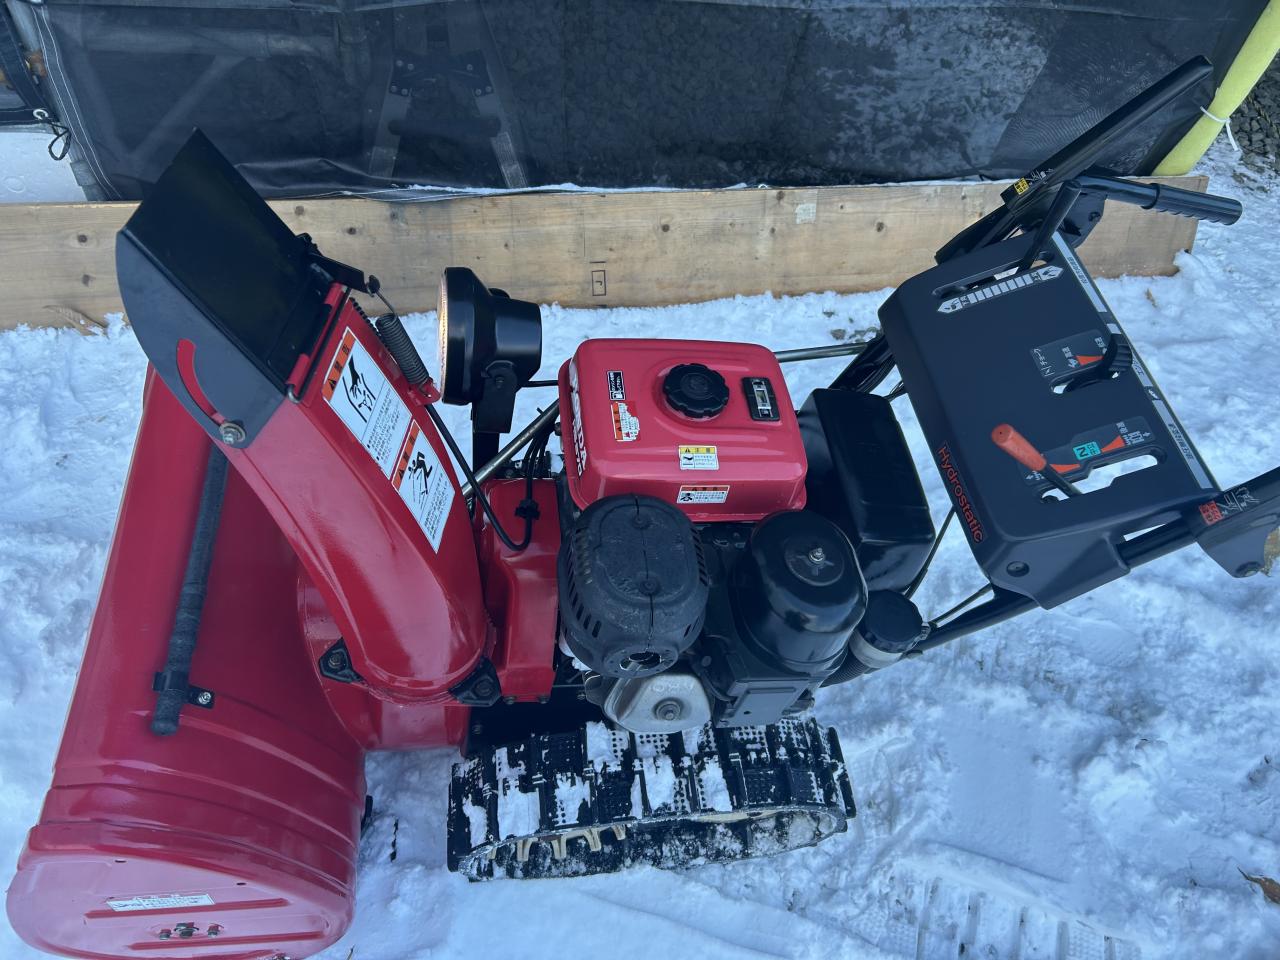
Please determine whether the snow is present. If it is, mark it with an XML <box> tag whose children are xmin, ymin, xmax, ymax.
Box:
<box><xmin>1</xmin><ymin>142</ymin><xmax>1279</xmax><ymax>958</ymax></box>
<box><xmin>0</xmin><ymin>131</ymin><xmax>83</xmax><ymax>203</ymax></box>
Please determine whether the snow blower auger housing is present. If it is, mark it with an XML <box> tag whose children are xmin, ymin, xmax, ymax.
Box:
<box><xmin>8</xmin><ymin>56</ymin><xmax>1279</xmax><ymax>960</ymax></box>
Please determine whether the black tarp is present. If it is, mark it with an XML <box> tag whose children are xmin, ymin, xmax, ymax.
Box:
<box><xmin>19</xmin><ymin>0</ymin><xmax>1269</xmax><ymax>199</ymax></box>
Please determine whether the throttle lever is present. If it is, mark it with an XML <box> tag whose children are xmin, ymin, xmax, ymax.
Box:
<box><xmin>1063</xmin><ymin>331</ymin><xmax>1133</xmax><ymax>391</ymax></box>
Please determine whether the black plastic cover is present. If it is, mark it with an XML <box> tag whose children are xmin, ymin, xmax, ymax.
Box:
<box><xmin>558</xmin><ymin>494</ymin><xmax>709</xmax><ymax>678</ymax></box>
<box><xmin>118</xmin><ymin>130</ymin><xmax>334</xmax><ymax>445</ymax></box>
<box><xmin>880</xmin><ymin>231</ymin><xmax>1218</xmax><ymax>607</ymax></box>
<box><xmin>859</xmin><ymin>591</ymin><xmax>924</xmax><ymax>655</ymax></box>
<box><xmin>799</xmin><ymin>389</ymin><xmax>935</xmax><ymax>592</ymax></box>
<box><xmin>731</xmin><ymin>511</ymin><xmax>866</xmax><ymax>675</ymax></box>
<box><xmin>694</xmin><ymin>514</ymin><xmax>865</xmax><ymax>727</ymax></box>
<box><xmin>28</xmin><ymin>0</ymin><xmax>1266</xmax><ymax>198</ymax></box>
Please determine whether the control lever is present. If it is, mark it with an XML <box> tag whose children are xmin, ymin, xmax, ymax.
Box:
<box><xmin>1015</xmin><ymin>179</ymin><xmax>1083</xmax><ymax>274</ymax></box>
<box><xmin>1063</xmin><ymin>330</ymin><xmax>1132</xmax><ymax>391</ymax></box>
<box><xmin>991</xmin><ymin>423</ymin><xmax>1081</xmax><ymax>498</ymax></box>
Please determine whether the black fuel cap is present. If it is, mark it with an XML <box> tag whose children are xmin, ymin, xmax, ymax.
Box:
<box><xmin>663</xmin><ymin>363</ymin><xmax>730</xmax><ymax>418</ymax></box>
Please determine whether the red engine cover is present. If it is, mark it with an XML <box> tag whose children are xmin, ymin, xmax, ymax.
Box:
<box><xmin>558</xmin><ymin>339</ymin><xmax>807</xmax><ymax>521</ymax></box>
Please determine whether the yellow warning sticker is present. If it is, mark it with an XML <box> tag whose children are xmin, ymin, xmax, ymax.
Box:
<box><xmin>677</xmin><ymin>445</ymin><xmax>719</xmax><ymax>470</ymax></box>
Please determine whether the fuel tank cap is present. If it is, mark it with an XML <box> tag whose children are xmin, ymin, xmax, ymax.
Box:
<box><xmin>663</xmin><ymin>362</ymin><xmax>730</xmax><ymax>418</ymax></box>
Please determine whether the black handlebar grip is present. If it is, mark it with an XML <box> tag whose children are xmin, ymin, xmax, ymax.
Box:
<box><xmin>1147</xmin><ymin>184</ymin><xmax>1243</xmax><ymax>225</ymax></box>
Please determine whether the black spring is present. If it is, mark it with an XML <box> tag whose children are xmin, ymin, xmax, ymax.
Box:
<box><xmin>373</xmin><ymin>312</ymin><xmax>430</xmax><ymax>387</ymax></box>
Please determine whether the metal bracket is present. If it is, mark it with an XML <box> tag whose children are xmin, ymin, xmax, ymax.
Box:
<box><xmin>318</xmin><ymin>640</ymin><xmax>364</xmax><ymax>684</ymax></box>
<box><xmin>152</xmin><ymin>672</ymin><xmax>215</xmax><ymax>709</ymax></box>
<box><xmin>449</xmin><ymin>657</ymin><xmax>502</xmax><ymax>707</ymax></box>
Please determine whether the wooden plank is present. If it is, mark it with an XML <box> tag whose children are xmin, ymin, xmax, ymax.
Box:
<box><xmin>0</xmin><ymin>176</ymin><xmax>1206</xmax><ymax>330</ymax></box>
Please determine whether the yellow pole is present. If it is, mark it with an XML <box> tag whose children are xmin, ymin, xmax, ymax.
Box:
<box><xmin>1154</xmin><ymin>3</ymin><xmax>1280</xmax><ymax>174</ymax></box>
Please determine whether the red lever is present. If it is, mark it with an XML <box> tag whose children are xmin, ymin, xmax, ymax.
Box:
<box><xmin>991</xmin><ymin>423</ymin><xmax>1047</xmax><ymax>472</ymax></box>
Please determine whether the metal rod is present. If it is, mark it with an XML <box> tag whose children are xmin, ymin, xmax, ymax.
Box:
<box><xmin>775</xmin><ymin>341</ymin><xmax>872</xmax><ymax>363</ymax></box>
<box><xmin>929</xmin><ymin>583</ymin><xmax>994</xmax><ymax>627</ymax></box>
<box><xmin>915</xmin><ymin>588</ymin><xmax>1035</xmax><ymax>652</ymax></box>
<box><xmin>464</xmin><ymin>402</ymin><xmax>560</xmax><ymax>498</ymax></box>
<box><xmin>461</xmin><ymin>340</ymin><xmax>871</xmax><ymax>497</ymax></box>
<box><xmin>905</xmin><ymin>508</ymin><xmax>954</xmax><ymax>600</ymax></box>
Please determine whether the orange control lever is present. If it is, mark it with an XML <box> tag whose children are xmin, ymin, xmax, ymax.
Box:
<box><xmin>991</xmin><ymin>423</ymin><xmax>1081</xmax><ymax>497</ymax></box>
<box><xmin>991</xmin><ymin>423</ymin><xmax>1047</xmax><ymax>472</ymax></box>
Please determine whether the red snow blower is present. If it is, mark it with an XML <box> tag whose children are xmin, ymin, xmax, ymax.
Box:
<box><xmin>8</xmin><ymin>56</ymin><xmax>1277</xmax><ymax>959</ymax></box>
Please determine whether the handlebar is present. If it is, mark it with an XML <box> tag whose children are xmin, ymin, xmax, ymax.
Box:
<box><xmin>1076</xmin><ymin>174</ymin><xmax>1243</xmax><ymax>225</ymax></box>
<box><xmin>1001</xmin><ymin>57</ymin><xmax>1214</xmax><ymax>215</ymax></box>
<box><xmin>936</xmin><ymin>57</ymin><xmax>1222</xmax><ymax>263</ymax></box>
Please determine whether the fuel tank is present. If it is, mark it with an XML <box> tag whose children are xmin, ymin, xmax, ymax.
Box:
<box><xmin>558</xmin><ymin>338</ymin><xmax>807</xmax><ymax>522</ymax></box>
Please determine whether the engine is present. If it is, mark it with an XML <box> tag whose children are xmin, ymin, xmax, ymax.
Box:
<box><xmin>555</xmin><ymin>339</ymin><xmax>935</xmax><ymax>733</ymax></box>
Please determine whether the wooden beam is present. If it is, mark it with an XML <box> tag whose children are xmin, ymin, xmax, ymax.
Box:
<box><xmin>0</xmin><ymin>176</ymin><xmax>1206</xmax><ymax>330</ymax></box>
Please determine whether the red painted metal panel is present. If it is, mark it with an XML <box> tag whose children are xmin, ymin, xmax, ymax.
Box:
<box><xmin>8</xmin><ymin>373</ymin><xmax>366</xmax><ymax>958</ymax></box>
<box><xmin>296</xmin><ymin>573</ymin><xmax>471</xmax><ymax>750</ymax></box>
<box><xmin>475</xmin><ymin>479</ymin><xmax>559</xmax><ymax>702</ymax></box>
<box><xmin>221</xmin><ymin>290</ymin><xmax>490</xmax><ymax>703</ymax></box>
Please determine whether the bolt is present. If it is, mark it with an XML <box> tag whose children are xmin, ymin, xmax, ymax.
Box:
<box><xmin>502</xmin><ymin>695</ymin><xmax>517</xmax><ymax>705</ymax></box>
<box><xmin>807</xmin><ymin>546</ymin><xmax>827</xmax><ymax>564</ymax></box>
<box><xmin>218</xmin><ymin>421</ymin><xmax>246</xmax><ymax>445</ymax></box>
<box><xmin>472</xmin><ymin>679</ymin><xmax>494</xmax><ymax>699</ymax></box>
<box><xmin>195</xmin><ymin>690</ymin><xmax>213</xmax><ymax>706</ymax></box>
<box><xmin>158</xmin><ymin>930</ymin><xmax>172</xmax><ymax>940</ymax></box>
<box><xmin>327</xmin><ymin>651</ymin><xmax>346</xmax><ymax>670</ymax></box>
<box><xmin>207</xmin><ymin>924</ymin><xmax>222</xmax><ymax>937</ymax></box>
<box><xmin>653</xmin><ymin>698</ymin><xmax>684</xmax><ymax>722</ymax></box>
<box><xmin>389</xmin><ymin>85</ymin><xmax>398</xmax><ymax>94</ymax></box>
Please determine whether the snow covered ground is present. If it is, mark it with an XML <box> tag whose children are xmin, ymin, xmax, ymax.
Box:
<box><xmin>1</xmin><ymin>143</ymin><xmax>1278</xmax><ymax>959</ymax></box>
<box><xmin>0</xmin><ymin>130</ymin><xmax>83</xmax><ymax>203</ymax></box>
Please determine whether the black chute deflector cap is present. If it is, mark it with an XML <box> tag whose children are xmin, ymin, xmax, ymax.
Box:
<box><xmin>117</xmin><ymin>129</ymin><xmax>334</xmax><ymax>445</ymax></box>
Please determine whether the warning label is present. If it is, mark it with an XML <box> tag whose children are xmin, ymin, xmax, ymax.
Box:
<box><xmin>677</xmin><ymin>445</ymin><xmax>719</xmax><ymax>470</ymax></box>
<box><xmin>612</xmin><ymin>401</ymin><xmax>640</xmax><ymax>442</ymax></box>
<box><xmin>607</xmin><ymin>369</ymin><xmax>626</xmax><ymax>400</ymax></box>
<box><xmin>323</xmin><ymin>329</ymin><xmax>411</xmax><ymax>478</ymax></box>
<box><xmin>677</xmin><ymin>484</ymin><xmax>730</xmax><ymax>504</ymax></box>
<box><xmin>107</xmin><ymin>893</ymin><xmax>214</xmax><ymax>913</ymax></box>
<box><xmin>392</xmin><ymin>421</ymin><xmax>456</xmax><ymax>552</ymax></box>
